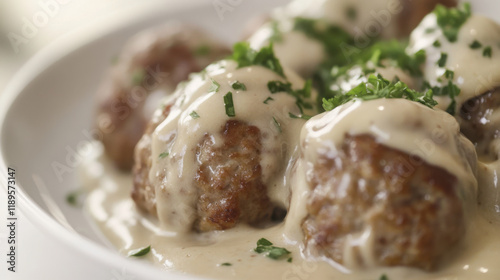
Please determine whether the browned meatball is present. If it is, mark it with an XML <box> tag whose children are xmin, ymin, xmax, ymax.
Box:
<box><xmin>302</xmin><ymin>134</ymin><xmax>465</xmax><ymax>271</ymax></box>
<box><xmin>133</xmin><ymin>118</ymin><xmax>273</xmax><ymax>231</ymax></box>
<box><xmin>459</xmin><ymin>88</ymin><xmax>500</xmax><ymax>161</ymax></box>
<box><xmin>95</xmin><ymin>23</ymin><xmax>230</xmax><ymax>170</ymax></box>
<box><xmin>195</xmin><ymin>120</ymin><xmax>272</xmax><ymax>231</ymax></box>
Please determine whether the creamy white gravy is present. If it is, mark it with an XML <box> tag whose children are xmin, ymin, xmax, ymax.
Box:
<box><xmin>82</xmin><ymin>139</ymin><xmax>500</xmax><ymax>280</ymax></box>
<box><xmin>407</xmin><ymin>13</ymin><xmax>500</xmax><ymax>111</ymax></box>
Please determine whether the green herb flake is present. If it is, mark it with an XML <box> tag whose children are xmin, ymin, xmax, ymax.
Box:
<box><xmin>434</xmin><ymin>3</ymin><xmax>472</xmax><ymax>42</ymax></box>
<box><xmin>346</xmin><ymin>6</ymin><xmax>357</xmax><ymax>21</ymax></box>
<box><xmin>270</xmin><ymin>21</ymin><xmax>283</xmax><ymax>43</ymax></box>
<box><xmin>263</xmin><ymin>97</ymin><xmax>274</xmax><ymax>104</ymax></box>
<box><xmin>254</xmin><ymin>238</ymin><xmax>291</xmax><ymax>260</ymax></box>
<box><xmin>433</xmin><ymin>40</ymin><xmax>441</xmax><ymax>47</ymax></box>
<box><xmin>469</xmin><ymin>40</ymin><xmax>482</xmax><ymax>49</ymax></box>
<box><xmin>194</xmin><ymin>45</ymin><xmax>211</xmax><ymax>56</ymax></box>
<box><xmin>444</xmin><ymin>69</ymin><xmax>455</xmax><ymax>80</ymax></box>
<box><xmin>289</xmin><ymin>112</ymin><xmax>311</xmax><ymax>120</ymax></box>
<box><xmin>267</xmin><ymin>80</ymin><xmax>313</xmax><ymax>114</ymax></box>
<box><xmin>423</xmin><ymin>79</ymin><xmax>461</xmax><ymax>115</ymax></box>
<box><xmin>231</xmin><ymin>81</ymin><xmax>247</xmax><ymax>91</ymax></box>
<box><xmin>379</xmin><ymin>274</ymin><xmax>389</xmax><ymax>280</ymax></box>
<box><xmin>438</xmin><ymin>53</ymin><xmax>448</xmax><ymax>67</ymax></box>
<box><xmin>224</xmin><ymin>92</ymin><xmax>236</xmax><ymax>117</ymax></box>
<box><xmin>132</xmin><ymin>69</ymin><xmax>146</xmax><ymax>85</ymax></box>
<box><xmin>230</xmin><ymin>42</ymin><xmax>285</xmax><ymax>77</ymax></box>
<box><xmin>209</xmin><ymin>78</ymin><xmax>221</xmax><ymax>93</ymax></box>
<box><xmin>483</xmin><ymin>46</ymin><xmax>492</xmax><ymax>58</ymax></box>
<box><xmin>189</xmin><ymin>111</ymin><xmax>200</xmax><ymax>119</ymax></box>
<box><xmin>128</xmin><ymin>245</ymin><xmax>151</xmax><ymax>257</ymax></box>
<box><xmin>272</xmin><ymin>117</ymin><xmax>282</xmax><ymax>133</ymax></box>
<box><xmin>220</xmin><ymin>263</ymin><xmax>232</xmax><ymax>266</ymax></box>
<box><xmin>323</xmin><ymin>74</ymin><xmax>438</xmax><ymax>112</ymax></box>
<box><xmin>66</xmin><ymin>191</ymin><xmax>81</xmax><ymax>206</ymax></box>
<box><xmin>287</xmin><ymin>257</ymin><xmax>293</xmax><ymax>263</ymax></box>
<box><xmin>159</xmin><ymin>152</ymin><xmax>169</xmax><ymax>159</ymax></box>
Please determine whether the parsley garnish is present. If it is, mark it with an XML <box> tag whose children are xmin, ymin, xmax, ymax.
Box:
<box><xmin>231</xmin><ymin>81</ymin><xmax>247</xmax><ymax>91</ymax></box>
<box><xmin>346</xmin><ymin>6</ymin><xmax>357</xmax><ymax>21</ymax></box>
<box><xmin>254</xmin><ymin>238</ymin><xmax>291</xmax><ymax>260</ymax></box>
<box><xmin>224</xmin><ymin>92</ymin><xmax>235</xmax><ymax>117</ymax></box>
<box><xmin>470</xmin><ymin>40</ymin><xmax>482</xmax><ymax>49</ymax></box>
<box><xmin>438</xmin><ymin>53</ymin><xmax>448</xmax><ymax>67</ymax></box>
<box><xmin>270</xmin><ymin>21</ymin><xmax>283</xmax><ymax>43</ymax></box>
<box><xmin>66</xmin><ymin>190</ymin><xmax>82</xmax><ymax>206</ymax></box>
<box><xmin>189</xmin><ymin>111</ymin><xmax>200</xmax><ymax>119</ymax></box>
<box><xmin>287</xmin><ymin>257</ymin><xmax>293</xmax><ymax>263</ymax></box>
<box><xmin>267</xmin><ymin>80</ymin><xmax>313</xmax><ymax>115</ymax></box>
<box><xmin>434</xmin><ymin>3</ymin><xmax>471</xmax><ymax>42</ymax></box>
<box><xmin>263</xmin><ymin>97</ymin><xmax>274</xmax><ymax>104</ymax></box>
<box><xmin>433</xmin><ymin>40</ymin><xmax>441</xmax><ymax>47</ymax></box>
<box><xmin>220</xmin><ymin>263</ymin><xmax>232</xmax><ymax>266</ymax></box>
<box><xmin>231</xmin><ymin>42</ymin><xmax>285</xmax><ymax>77</ymax></box>
<box><xmin>323</xmin><ymin>74</ymin><xmax>438</xmax><ymax>111</ymax></box>
<box><xmin>483</xmin><ymin>46</ymin><xmax>492</xmax><ymax>58</ymax></box>
<box><xmin>128</xmin><ymin>245</ymin><xmax>151</xmax><ymax>257</ymax></box>
<box><xmin>209</xmin><ymin>78</ymin><xmax>221</xmax><ymax>92</ymax></box>
<box><xmin>272</xmin><ymin>117</ymin><xmax>282</xmax><ymax>133</ymax></box>
<box><xmin>444</xmin><ymin>69</ymin><xmax>455</xmax><ymax>79</ymax></box>
<box><xmin>294</xmin><ymin>18</ymin><xmax>354</xmax><ymax>66</ymax></box>
<box><xmin>158</xmin><ymin>152</ymin><xmax>169</xmax><ymax>159</ymax></box>
<box><xmin>379</xmin><ymin>275</ymin><xmax>389</xmax><ymax>280</ymax></box>
<box><xmin>423</xmin><ymin>79</ymin><xmax>460</xmax><ymax>115</ymax></box>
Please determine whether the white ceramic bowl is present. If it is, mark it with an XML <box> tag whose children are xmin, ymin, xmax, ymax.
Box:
<box><xmin>0</xmin><ymin>0</ymin><xmax>497</xmax><ymax>279</ymax></box>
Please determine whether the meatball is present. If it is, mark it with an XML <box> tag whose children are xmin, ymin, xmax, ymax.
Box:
<box><xmin>296</xmin><ymin>98</ymin><xmax>477</xmax><ymax>270</ymax></box>
<box><xmin>132</xmin><ymin>58</ymin><xmax>317</xmax><ymax>232</ymax></box>
<box><xmin>95</xmin><ymin>23</ymin><xmax>230</xmax><ymax>170</ymax></box>
<box><xmin>302</xmin><ymin>134</ymin><xmax>464</xmax><ymax>270</ymax></box>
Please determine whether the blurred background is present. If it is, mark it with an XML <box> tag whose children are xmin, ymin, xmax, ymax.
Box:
<box><xmin>0</xmin><ymin>0</ymin><xmax>167</xmax><ymax>94</ymax></box>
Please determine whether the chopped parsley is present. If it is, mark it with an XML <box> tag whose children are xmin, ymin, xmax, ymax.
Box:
<box><xmin>220</xmin><ymin>263</ymin><xmax>232</xmax><ymax>266</ymax></box>
<box><xmin>231</xmin><ymin>42</ymin><xmax>285</xmax><ymax>77</ymax></box>
<box><xmin>254</xmin><ymin>238</ymin><xmax>291</xmax><ymax>260</ymax></box>
<box><xmin>469</xmin><ymin>40</ymin><xmax>482</xmax><ymax>49</ymax></box>
<box><xmin>263</xmin><ymin>97</ymin><xmax>274</xmax><ymax>104</ymax></box>
<box><xmin>270</xmin><ymin>21</ymin><xmax>283</xmax><ymax>43</ymax></box>
<box><xmin>433</xmin><ymin>40</ymin><xmax>441</xmax><ymax>47</ymax></box>
<box><xmin>289</xmin><ymin>112</ymin><xmax>311</xmax><ymax>120</ymax></box>
<box><xmin>434</xmin><ymin>3</ymin><xmax>472</xmax><ymax>42</ymax></box>
<box><xmin>294</xmin><ymin>17</ymin><xmax>354</xmax><ymax>65</ymax></box>
<box><xmin>323</xmin><ymin>74</ymin><xmax>438</xmax><ymax>111</ymax></box>
<box><xmin>128</xmin><ymin>245</ymin><xmax>151</xmax><ymax>257</ymax></box>
<box><xmin>231</xmin><ymin>81</ymin><xmax>247</xmax><ymax>91</ymax></box>
<box><xmin>189</xmin><ymin>111</ymin><xmax>200</xmax><ymax>119</ymax></box>
<box><xmin>209</xmin><ymin>78</ymin><xmax>221</xmax><ymax>92</ymax></box>
<box><xmin>194</xmin><ymin>45</ymin><xmax>211</xmax><ymax>56</ymax></box>
<box><xmin>272</xmin><ymin>117</ymin><xmax>282</xmax><ymax>133</ymax></box>
<box><xmin>66</xmin><ymin>190</ymin><xmax>82</xmax><ymax>206</ymax></box>
<box><xmin>267</xmin><ymin>80</ymin><xmax>313</xmax><ymax>115</ymax></box>
<box><xmin>132</xmin><ymin>69</ymin><xmax>145</xmax><ymax>85</ymax></box>
<box><xmin>483</xmin><ymin>46</ymin><xmax>492</xmax><ymax>58</ymax></box>
<box><xmin>158</xmin><ymin>152</ymin><xmax>169</xmax><ymax>159</ymax></box>
<box><xmin>224</xmin><ymin>92</ymin><xmax>235</xmax><ymax>117</ymax></box>
<box><xmin>379</xmin><ymin>275</ymin><xmax>389</xmax><ymax>280</ymax></box>
<box><xmin>287</xmin><ymin>257</ymin><xmax>293</xmax><ymax>263</ymax></box>
<box><xmin>423</xmin><ymin>78</ymin><xmax>461</xmax><ymax>115</ymax></box>
<box><xmin>438</xmin><ymin>53</ymin><xmax>448</xmax><ymax>67</ymax></box>
<box><xmin>444</xmin><ymin>69</ymin><xmax>455</xmax><ymax>79</ymax></box>
<box><xmin>346</xmin><ymin>6</ymin><xmax>357</xmax><ymax>21</ymax></box>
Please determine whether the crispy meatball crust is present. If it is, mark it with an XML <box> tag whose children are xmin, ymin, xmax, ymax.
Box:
<box><xmin>195</xmin><ymin>120</ymin><xmax>272</xmax><ymax>231</ymax></box>
<box><xmin>302</xmin><ymin>134</ymin><xmax>465</xmax><ymax>271</ymax></box>
<box><xmin>459</xmin><ymin>88</ymin><xmax>500</xmax><ymax>160</ymax></box>
<box><xmin>96</xmin><ymin>24</ymin><xmax>230</xmax><ymax>170</ymax></box>
<box><xmin>133</xmin><ymin>118</ymin><xmax>273</xmax><ymax>231</ymax></box>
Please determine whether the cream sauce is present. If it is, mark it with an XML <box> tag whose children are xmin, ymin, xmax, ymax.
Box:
<box><xmin>149</xmin><ymin>60</ymin><xmax>316</xmax><ymax>233</ymax></box>
<box><xmin>82</xmin><ymin>140</ymin><xmax>500</xmax><ymax>280</ymax></box>
<box><xmin>408</xmin><ymin>13</ymin><xmax>500</xmax><ymax>110</ymax></box>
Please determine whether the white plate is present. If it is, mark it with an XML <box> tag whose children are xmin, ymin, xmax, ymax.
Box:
<box><xmin>0</xmin><ymin>0</ymin><xmax>287</xmax><ymax>279</ymax></box>
<box><xmin>0</xmin><ymin>0</ymin><xmax>497</xmax><ymax>279</ymax></box>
